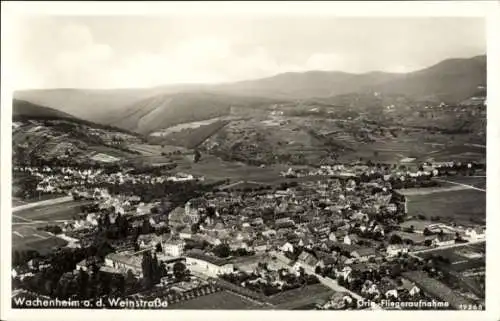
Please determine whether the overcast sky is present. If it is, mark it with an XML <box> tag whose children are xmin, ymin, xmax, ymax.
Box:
<box><xmin>13</xmin><ymin>16</ymin><xmax>485</xmax><ymax>89</ymax></box>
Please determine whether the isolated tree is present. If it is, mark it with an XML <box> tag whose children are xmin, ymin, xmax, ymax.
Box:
<box><xmin>193</xmin><ymin>150</ymin><xmax>201</xmax><ymax>163</ymax></box>
<box><xmin>77</xmin><ymin>268</ymin><xmax>89</xmax><ymax>299</ymax></box>
<box><xmin>141</xmin><ymin>218</ymin><xmax>153</xmax><ymax>235</ymax></box>
<box><xmin>213</xmin><ymin>243</ymin><xmax>231</xmax><ymax>258</ymax></box>
<box><xmin>141</xmin><ymin>251</ymin><xmax>154</xmax><ymax>288</ymax></box>
<box><xmin>191</xmin><ymin>223</ymin><xmax>200</xmax><ymax>234</ymax></box>
<box><xmin>423</xmin><ymin>228</ymin><xmax>433</xmax><ymax>236</ymax></box>
<box><xmin>389</xmin><ymin>234</ymin><xmax>403</xmax><ymax>244</ymax></box>
<box><xmin>173</xmin><ymin>262</ymin><xmax>187</xmax><ymax>281</ymax></box>
<box><xmin>13</xmin><ymin>250</ymin><xmax>21</xmax><ymax>266</ymax></box>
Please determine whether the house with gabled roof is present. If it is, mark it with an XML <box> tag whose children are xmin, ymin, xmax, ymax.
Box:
<box><xmin>432</xmin><ymin>233</ymin><xmax>455</xmax><ymax>247</ymax></box>
<box><xmin>295</xmin><ymin>251</ymin><xmax>319</xmax><ymax>270</ymax></box>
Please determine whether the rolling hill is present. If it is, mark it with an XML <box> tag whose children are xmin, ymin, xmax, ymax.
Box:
<box><xmin>13</xmin><ymin>88</ymin><xmax>161</xmax><ymax>124</ymax></box>
<box><xmin>214</xmin><ymin>55</ymin><xmax>486</xmax><ymax>102</ymax></box>
<box><xmin>110</xmin><ymin>92</ymin><xmax>286</xmax><ymax>134</ymax></box>
<box><xmin>370</xmin><ymin>55</ymin><xmax>486</xmax><ymax>102</ymax></box>
<box><xmin>13</xmin><ymin>99</ymin><xmax>77</xmax><ymax>120</ymax></box>
<box><xmin>12</xmin><ymin>99</ymin><xmax>143</xmax><ymax>137</ymax></box>
<box><xmin>13</xmin><ymin>55</ymin><xmax>486</xmax><ymax>134</ymax></box>
<box><xmin>213</xmin><ymin>70</ymin><xmax>400</xmax><ymax>99</ymax></box>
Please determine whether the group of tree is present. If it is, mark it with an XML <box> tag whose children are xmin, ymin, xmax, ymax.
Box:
<box><xmin>141</xmin><ymin>251</ymin><xmax>169</xmax><ymax>288</ymax></box>
<box><xmin>212</xmin><ymin>243</ymin><xmax>231</xmax><ymax>258</ymax></box>
<box><xmin>37</xmin><ymin>225</ymin><xmax>63</xmax><ymax>235</ymax></box>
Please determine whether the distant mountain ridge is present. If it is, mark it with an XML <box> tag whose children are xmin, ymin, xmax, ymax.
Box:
<box><xmin>213</xmin><ymin>55</ymin><xmax>486</xmax><ymax>101</ymax></box>
<box><xmin>14</xmin><ymin>55</ymin><xmax>486</xmax><ymax>134</ymax></box>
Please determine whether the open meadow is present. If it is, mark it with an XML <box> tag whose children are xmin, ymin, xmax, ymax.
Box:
<box><xmin>167</xmin><ymin>290</ymin><xmax>265</xmax><ymax>309</ymax></box>
<box><xmin>13</xmin><ymin>200</ymin><xmax>91</xmax><ymax>222</ymax></box>
<box><xmin>406</xmin><ymin>188</ymin><xmax>485</xmax><ymax>224</ymax></box>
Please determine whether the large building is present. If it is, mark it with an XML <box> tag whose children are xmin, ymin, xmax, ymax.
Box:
<box><xmin>162</xmin><ymin>239</ymin><xmax>186</xmax><ymax>257</ymax></box>
<box><xmin>185</xmin><ymin>199</ymin><xmax>205</xmax><ymax>224</ymax></box>
<box><xmin>185</xmin><ymin>250</ymin><xmax>234</xmax><ymax>277</ymax></box>
<box><xmin>104</xmin><ymin>252</ymin><xmax>143</xmax><ymax>276</ymax></box>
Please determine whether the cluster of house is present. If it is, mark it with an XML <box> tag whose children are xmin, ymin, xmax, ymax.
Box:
<box><xmin>397</xmin><ymin>219</ymin><xmax>486</xmax><ymax>244</ymax></box>
<box><xmin>86</xmin><ymin>128</ymin><xmax>142</xmax><ymax>145</ymax></box>
<box><xmin>282</xmin><ymin>160</ymin><xmax>479</xmax><ymax>181</ymax></box>
<box><xmin>168</xmin><ymin>178</ymin><xmax>398</xmax><ymax>254</ymax></box>
<box><xmin>13</xmin><ymin>164</ymin><xmax>202</xmax><ymax>198</ymax></box>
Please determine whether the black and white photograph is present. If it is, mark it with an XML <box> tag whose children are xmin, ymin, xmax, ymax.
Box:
<box><xmin>1</xmin><ymin>1</ymin><xmax>499</xmax><ymax>320</ymax></box>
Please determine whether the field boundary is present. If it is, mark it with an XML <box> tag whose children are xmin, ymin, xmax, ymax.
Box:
<box><xmin>12</xmin><ymin>196</ymin><xmax>73</xmax><ymax>213</ymax></box>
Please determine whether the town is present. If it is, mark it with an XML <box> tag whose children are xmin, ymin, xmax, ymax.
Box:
<box><xmin>7</xmin><ymin>14</ymin><xmax>487</xmax><ymax>313</ymax></box>
<box><xmin>11</xmin><ymin>146</ymin><xmax>486</xmax><ymax>310</ymax></box>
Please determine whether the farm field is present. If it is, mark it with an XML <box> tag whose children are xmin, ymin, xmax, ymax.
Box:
<box><xmin>149</xmin><ymin>116</ymin><xmax>232</xmax><ymax>137</ymax></box>
<box><xmin>12</xmin><ymin>193</ymin><xmax>68</xmax><ymax>206</ymax></box>
<box><xmin>127</xmin><ymin>155</ymin><xmax>176</xmax><ymax>166</ymax></box>
<box><xmin>167</xmin><ymin>290</ymin><xmax>265</xmax><ymax>309</ymax></box>
<box><xmin>402</xmin><ymin>271</ymin><xmax>474</xmax><ymax>309</ymax></box>
<box><xmin>127</xmin><ymin>143</ymin><xmax>163</xmax><ymax>156</ymax></box>
<box><xmin>87</xmin><ymin>145</ymin><xmax>132</xmax><ymax>158</ymax></box>
<box><xmin>406</xmin><ymin>189</ymin><xmax>485</xmax><ymax>224</ymax></box>
<box><xmin>421</xmin><ymin>143</ymin><xmax>485</xmax><ymax>163</ymax></box>
<box><xmin>152</xmin><ymin>119</ymin><xmax>231</xmax><ymax>149</ymax></box>
<box><xmin>416</xmin><ymin>244</ymin><xmax>485</xmax><ymax>264</ymax></box>
<box><xmin>341</xmin><ymin>140</ymin><xmax>485</xmax><ymax>165</ymax></box>
<box><xmin>13</xmin><ymin>200</ymin><xmax>91</xmax><ymax>222</ymax></box>
<box><xmin>415</xmin><ymin>243</ymin><xmax>485</xmax><ymax>301</ymax></box>
<box><xmin>269</xmin><ymin>284</ymin><xmax>334</xmax><ymax>309</ymax></box>
<box><xmin>396</xmin><ymin>185</ymin><xmax>470</xmax><ymax>196</ymax></box>
<box><xmin>12</xmin><ymin>237</ymin><xmax>68</xmax><ymax>254</ymax></box>
<box><xmin>12</xmin><ymin>223</ymin><xmax>68</xmax><ymax>254</ymax></box>
<box><xmin>440</xmin><ymin>176</ymin><xmax>486</xmax><ymax>190</ymax></box>
<box><xmin>175</xmin><ymin>155</ymin><xmax>288</xmax><ymax>183</ymax></box>
<box><xmin>12</xmin><ymin>199</ymin><xmax>27</xmax><ymax>207</ymax></box>
<box><xmin>90</xmin><ymin>152</ymin><xmax>120</xmax><ymax>163</ymax></box>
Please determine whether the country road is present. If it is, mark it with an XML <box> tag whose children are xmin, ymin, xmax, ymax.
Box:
<box><xmin>12</xmin><ymin>196</ymin><xmax>73</xmax><ymax>213</ymax></box>
<box><xmin>433</xmin><ymin>178</ymin><xmax>486</xmax><ymax>192</ymax></box>
<box><xmin>411</xmin><ymin>239</ymin><xmax>485</xmax><ymax>255</ymax></box>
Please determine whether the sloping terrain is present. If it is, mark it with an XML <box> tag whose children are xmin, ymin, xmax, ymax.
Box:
<box><xmin>14</xmin><ymin>55</ymin><xmax>486</xmax><ymax>131</ymax></box>
<box><xmin>213</xmin><ymin>71</ymin><xmax>399</xmax><ymax>99</ymax></box>
<box><xmin>213</xmin><ymin>55</ymin><xmax>486</xmax><ymax>103</ymax></box>
<box><xmin>13</xmin><ymin>99</ymin><xmax>76</xmax><ymax>120</ymax></box>
<box><xmin>12</xmin><ymin>100</ymin><xmax>146</xmax><ymax>166</ymax></box>
<box><xmin>371</xmin><ymin>55</ymin><xmax>486</xmax><ymax>102</ymax></box>
<box><xmin>14</xmin><ymin>87</ymin><xmax>170</xmax><ymax>124</ymax></box>
<box><xmin>110</xmin><ymin>92</ymin><xmax>285</xmax><ymax>134</ymax></box>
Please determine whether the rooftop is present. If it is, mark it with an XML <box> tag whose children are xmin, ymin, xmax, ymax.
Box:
<box><xmin>185</xmin><ymin>249</ymin><xmax>232</xmax><ymax>266</ymax></box>
<box><xmin>402</xmin><ymin>271</ymin><xmax>474</xmax><ymax>309</ymax></box>
<box><xmin>106</xmin><ymin>252</ymin><xmax>142</xmax><ymax>269</ymax></box>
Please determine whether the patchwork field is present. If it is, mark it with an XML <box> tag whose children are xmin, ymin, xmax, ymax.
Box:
<box><xmin>153</xmin><ymin>119</ymin><xmax>231</xmax><ymax>149</ymax></box>
<box><xmin>12</xmin><ymin>193</ymin><xmax>68</xmax><ymax>206</ymax></box>
<box><xmin>167</xmin><ymin>290</ymin><xmax>265</xmax><ymax>309</ymax></box>
<box><xmin>415</xmin><ymin>243</ymin><xmax>485</xmax><ymax>301</ymax></box>
<box><xmin>441</xmin><ymin>176</ymin><xmax>486</xmax><ymax>190</ymax></box>
<box><xmin>174</xmin><ymin>155</ymin><xmax>288</xmax><ymax>183</ymax></box>
<box><xmin>406</xmin><ymin>189</ymin><xmax>485</xmax><ymax>224</ymax></box>
<box><xmin>127</xmin><ymin>144</ymin><xmax>163</xmax><ymax>156</ymax></box>
<box><xmin>416</xmin><ymin>244</ymin><xmax>485</xmax><ymax>267</ymax></box>
<box><xmin>12</xmin><ymin>200</ymin><xmax>90</xmax><ymax>254</ymax></box>
<box><xmin>12</xmin><ymin>223</ymin><xmax>68</xmax><ymax>254</ymax></box>
<box><xmin>268</xmin><ymin>283</ymin><xmax>334</xmax><ymax>309</ymax></box>
<box><xmin>13</xmin><ymin>200</ymin><xmax>91</xmax><ymax>222</ymax></box>
<box><xmin>90</xmin><ymin>152</ymin><xmax>121</xmax><ymax>163</ymax></box>
<box><xmin>88</xmin><ymin>145</ymin><xmax>132</xmax><ymax>158</ymax></box>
